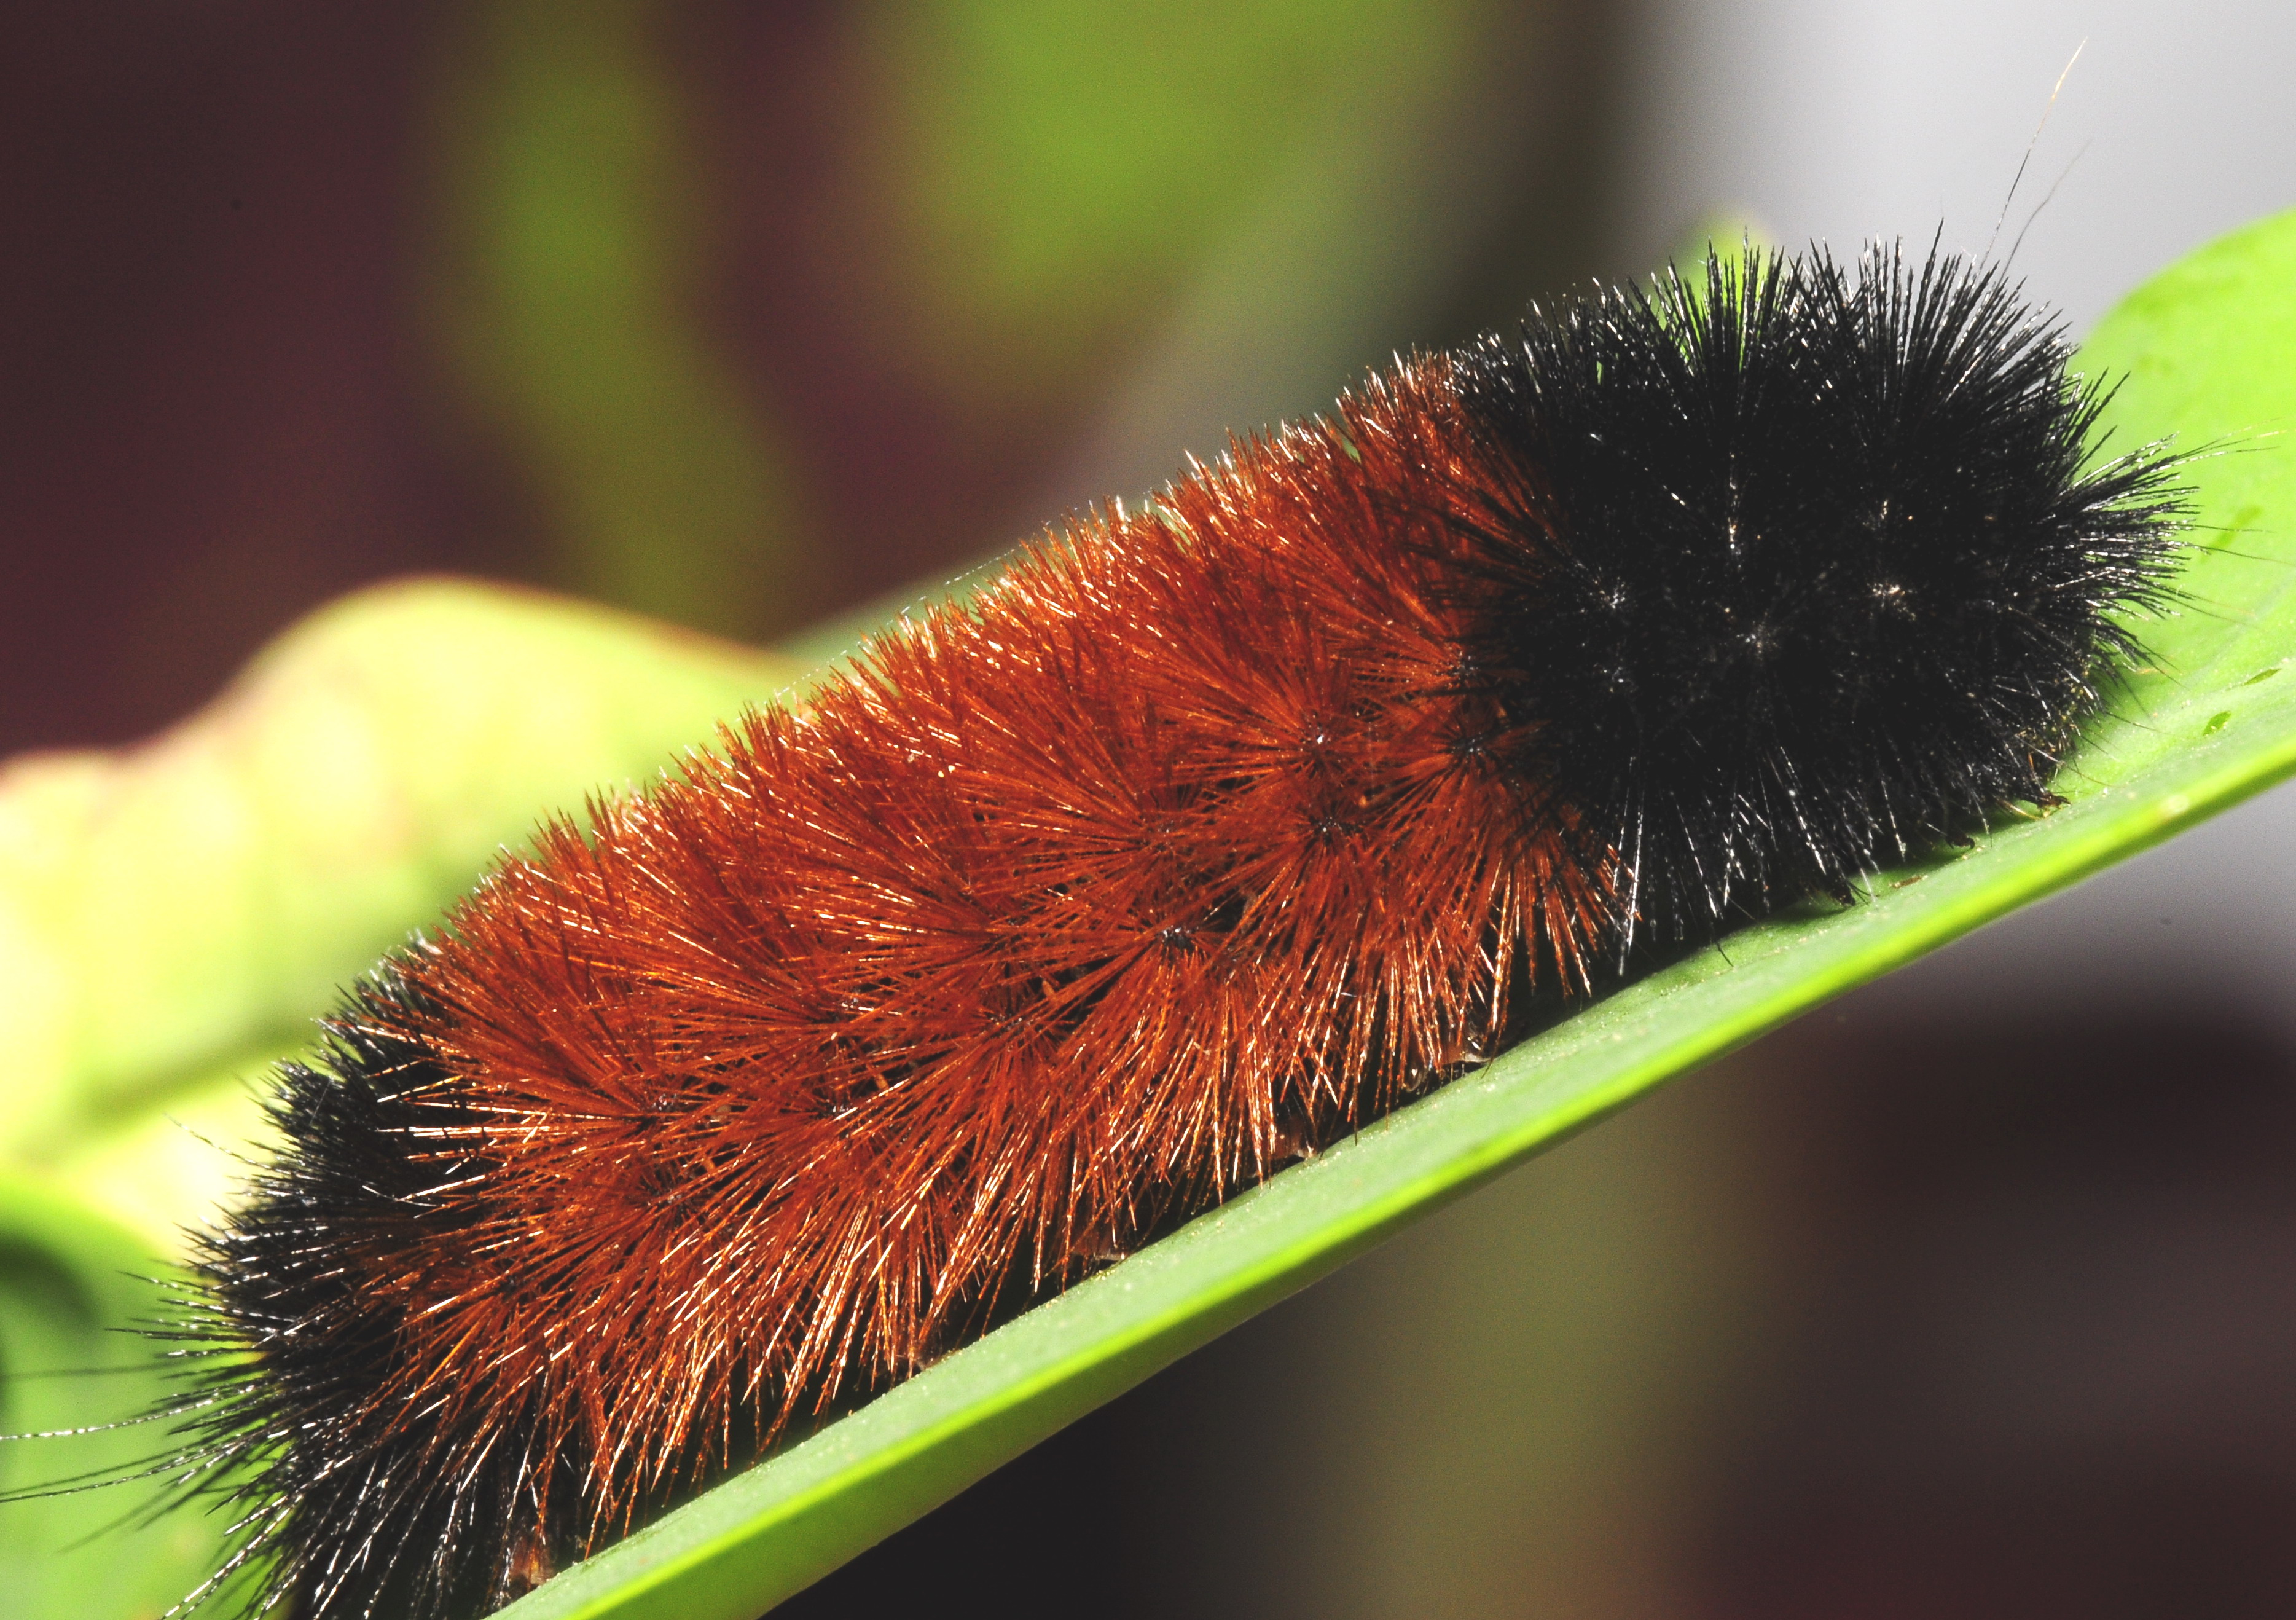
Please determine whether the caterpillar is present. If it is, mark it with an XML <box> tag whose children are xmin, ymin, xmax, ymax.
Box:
<box><xmin>150</xmin><ymin>242</ymin><xmax>2184</xmax><ymax>1619</ymax></box>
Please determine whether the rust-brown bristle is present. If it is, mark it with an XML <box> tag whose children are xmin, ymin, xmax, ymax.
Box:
<box><xmin>154</xmin><ymin>245</ymin><xmax>2185</xmax><ymax>1620</ymax></box>
<box><xmin>410</xmin><ymin>354</ymin><xmax>1594</xmax><ymax>1464</ymax></box>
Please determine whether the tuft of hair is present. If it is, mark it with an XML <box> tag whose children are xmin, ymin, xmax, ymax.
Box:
<box><xmin>1448</xmin><ymin>243</ymin><xmax>2187</xmax><ymax>937</ymax></box>
<box><xmin>140</xmin><ymin>241</ymin><xmax>2184</xmax><ymax>1619</ymax></box>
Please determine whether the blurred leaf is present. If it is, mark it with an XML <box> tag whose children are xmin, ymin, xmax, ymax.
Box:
<box><xmin>855</xmin><ymin>0</ymin><xmax>1492</xmax><ymax>399</ymax></box>
<box><xmin>490</xmin><ymin>213</ymin><xmax>2296</xmax><ymax>1620</ymax></box>
<box><xmin>0</xmin><ymin>577</ymin><xmax>803</xmax><ymax>1249</ymax></box>
<box><xmin>0</xmin><ymin>578</ymin><xmax>802</xmax><ymax>1614</ymax></box>
<box><xmin>0</xmin><ymin>1174</ymin><xmax>237</xmax><ymax>1620</ymax></box>
<box><xmin>422</xmin><ymin>0</ymin><xmax>812</xmax><ymax>635</ymax></box>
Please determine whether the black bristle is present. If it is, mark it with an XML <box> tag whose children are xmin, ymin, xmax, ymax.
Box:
<box><xmin>1449</xmin><ymin>243</ymin><xmax>2186</xmax><ymax>938</ymax></box>
<box><xmin>157</xmin><ymin>967</ymin><xmax>560</xmax><ymax>1620</ymax></box>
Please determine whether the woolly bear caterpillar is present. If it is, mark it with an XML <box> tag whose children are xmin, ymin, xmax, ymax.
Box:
<box><xmin>128</xmin><ymin>240</ymin><xmax>2182</xmax><ymax>1620</ymax></box>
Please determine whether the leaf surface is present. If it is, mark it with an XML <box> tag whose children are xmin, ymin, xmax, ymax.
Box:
<box><xmin>0</xmin><ymin>579</ymin><xmax>805</xmax><ymax>1246</ymax></box>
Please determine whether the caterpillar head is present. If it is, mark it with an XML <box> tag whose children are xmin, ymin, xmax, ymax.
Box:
<box><xmin>1452</xmin><ymin>245</ymin><xmax>2186</xmax><ymax>935</ymax></box>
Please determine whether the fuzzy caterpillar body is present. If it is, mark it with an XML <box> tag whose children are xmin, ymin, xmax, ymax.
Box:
<box><xmin>163</xmin><ymin>246</ymin><xmax>2182</xmax><ymax>1619</ymax></box>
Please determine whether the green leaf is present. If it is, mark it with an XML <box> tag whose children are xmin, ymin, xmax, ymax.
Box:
<box><xmin>493</xmin><ymin>211</ymin><xmax>2296</xmax><ymax>1620</ymax></box>
<box><xmin>0</xmin><ymin>578</ymin><xmax>804</xmax><ymax>1252</ymax></box>
<box><xmin>856</xmin><ymin>0</ymin><xmax>1487</xmax><ymax>401</ymax></box>
<box><xmin>0</xmin><ymin>1175</ymin><xmax>241</xmax><ymax>1620</ymax></box>
<box><xmin>426</xmin><ymin>0</ymin><xmax>816</xmax><ymax>637</ymax></box>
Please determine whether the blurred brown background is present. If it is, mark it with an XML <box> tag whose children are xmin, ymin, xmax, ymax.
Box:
<box><xmin>7</xmin><ymin>2</ymin><xmax>2296</xmax><ymax>1616</ymax></box>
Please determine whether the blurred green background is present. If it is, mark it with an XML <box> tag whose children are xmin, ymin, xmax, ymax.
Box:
<box><xmin>6</xmin><ymin>3</ymin><xmax>2296</xmax><ymax>1617</ymax></box>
